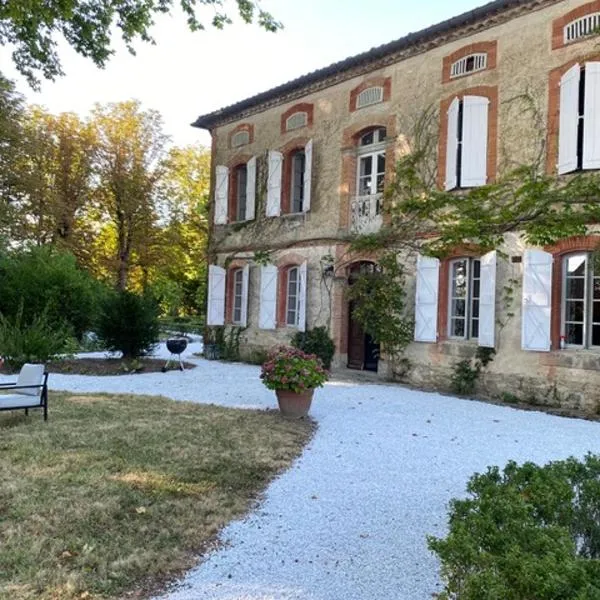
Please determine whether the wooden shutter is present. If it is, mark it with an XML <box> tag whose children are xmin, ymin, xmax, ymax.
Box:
<box><xmin>245</xmin><ymin>157</ymin><xmax>256</xmax><ymax>220</ymax></box>
<box><xmin>461</xmin><ymin>96</ymin><xmax>489</xmax><ymax>187</ymax></box>
<box><xmin>266</xmin><ymin>151</ymin><xmax>283</xmax><ymax>217</ymax></box>
<box><xmin>445</xmin><ymin>98</ymin><xmax>460</xmax><ymax>191</ymax></box>
<box><xmin>240</xmin><ymin>264</ymin><xmax>250</xmax><ymax>327</ymax></box>
<box><xmin>478</xmin><ymin>250</ymin><xmax>496</xmax><ymax>348</ymax></box>
<box><xmin>206</xmin><ymin>265</ymin><xmax>226</xmax><ymax>326</ymax></box>
<box><xmin>259</xmin><ymin>265</ymin><xmax>278</xmax><ymax>329</ymax></box>
<box><xmin>298</xmin><ymin>261</ymin><xmax>308</xmax><ymax>332</ymax></box>
<box><xmin>583</xmin><ymin>62</ymin><xmax>600</xmax><ymax>169</ymax></box>
<box><xmin>214</xmin><ymin>166</ymin><xmax>229</xmax><ymax>225</ymax></box>
<box><xmin>558</xmin><ymin>63</ymin><xmax>580</xmax><ymax>175</ymax></box>
<box><xmin>521</xmin><ymin>249</ymin><xmax>553</xmax><ymax>352</ymax></box>
<box><xmin>303</xmin><ymin>140</ymin><xmax>313</xmax><ymax>212</ymax></box>
<box><xmin>414</xmin><ymin>255</ymin><xmax>440</xmax><ymax>342</ymax></box>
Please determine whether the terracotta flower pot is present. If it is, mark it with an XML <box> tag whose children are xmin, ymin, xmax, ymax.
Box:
<box><xmin>275</xmin><ymin>388</ymin><xmax>314</xmax><ymax>418</ymax></box>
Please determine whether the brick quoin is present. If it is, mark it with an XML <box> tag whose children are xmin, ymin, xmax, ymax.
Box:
<box><xmin>552</xmin><ymin>1</ymin><xmax>600</xmax><ymax>50</ymax></box>
<box><xmin>280</xmin><ymin>103</ymin><xmax>314</xmax><ymax>135</ymax></box>
<box><xmin>437</xmin><ymin>85</ymin><xmax>498</xmax><ymax>190</ymax></box>
<box><xmin>441</xmin><ymin>41</ymin><xmax>498</xmax><ymax>84</ymax></box>
<box><xmin>227</xmin><ymin>123</ymin><xmax>254</xmax><ymax>149</ymax></box>
<box><xmin>225</xmin><ymin>260</ymin><xmax>247</xmax><ymax>324</ymax></box>
<box><xmin>349</xmin><ymin>77</ymin><xmax>391</xmax><ymax>113</ymax></box>
<box><xmin>545</xmin><ymin>235</ymin><xmax>600</xmax><ymax>349</ymax></box>
<box><xmin>546</xmin><ymin>53</ymin><xmax>600</xmax><ymax>174</ymax></box>
<box><xmin>279</xmin><ymin>137</ymin><xmax>311</xmax><ymax>214</ymax></box>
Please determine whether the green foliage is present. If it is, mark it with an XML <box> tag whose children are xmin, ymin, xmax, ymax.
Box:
<box><xmin>159</xmin><ymin>315</ymin><xmax>204</xmax><ymax>337</ymax></box>
<box><xmin>0</xmin><ymin>247</ymin><xmax>104</xmax><ymax>339</ymax></box>
<box><xmin>204</xmin><ymin>326</ymin><xmax>244</xmax><ymax>361</ymax></box>
<box><xmin>0</xmin><ymin>1</ymin><xmax>282</xmax><ymax>87</ymax></box>
<box><xmin>429</xmin><ymin>454</ymin><xmax>600</xmax><ymax>599</ymax></box>
<box><xmin>344</xmin><ymin>253</ymin><xmax>413</xmax><ymax>359</ymax></box>
<box><xmin>0</xmin><ymin>305</ymin><xmax>75</xmax><ymax>367</ymax></box>
<box><xmin>260</xmin><ymin>346</ymin><xmax>328</xmax><ymax>393</ymax></box>
<box><xmin>97</xmin><ymin>291</ymin><xmax>160</xmax><ymax>359</ymax></box>
<box><xmin>450</xmin><ymin>347</ymin><xmax>496</xmax><ymax>395</ymax></box>
<box><xmin>291</xmin><ymin>327</ymin><xmax>336</xmax><ymax>370</ymax></box>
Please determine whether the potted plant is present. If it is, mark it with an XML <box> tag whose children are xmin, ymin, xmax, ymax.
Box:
<box><xmin>260</xmin><ymin>346</ymin><xmax>328</xmax><ymax>418</ymax></box>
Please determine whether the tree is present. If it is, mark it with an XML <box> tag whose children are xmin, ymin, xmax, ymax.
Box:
<box><xmin>0</xmin><ymin>1</ymin><xmax>282</xmax><ymax>87</ymax></box>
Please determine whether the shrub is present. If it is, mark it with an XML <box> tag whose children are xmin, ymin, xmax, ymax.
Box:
<box><xmin>0</xmin><ymin>306</ymin><xmax>75</xmax><ymax>368</ymax></box>
<box><xmin>0</xmin><ymin>247</ymin><xmax>104</xmax><ymax>339</ymax></box>
<box><xmin>429</xmin><ymin>455</ymin><xmax>600</xmax><ymax>599</ymax></box>
<box><xmin>291</xmin><ymin>326</ymin><xmax>335</xmax><ymax>370</ymax></box>
<box><xmin>97</xmin><ymin>291</ymin><xmax>160</xmax><ymax>359</ymax></box>
<box><xmin>260</xmin><ymin>346</ymin><xmax>328</xmax><ymax>393</ymax></box>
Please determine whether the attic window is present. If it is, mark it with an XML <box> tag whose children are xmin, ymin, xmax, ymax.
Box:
<box><xmin>564</xmin><ymin>13</ymin><xmax>600</xmax><ymax>44</ymax></box>
<box><xmin>356</xmin><ymin>86</ymin><xmax>384</xmax><ymax>109</ymax></box>
<box><xmin>450</xmin><ymin>53</ymin><xmax>487</xmax><ymax>78</ymax></box>
<box><xmin>285</xmin><ymin>111</ymin><xmax>308</xmax><ymax>131</ymax></box>
<box><xmin>231</xmin><ymin>130</ymin><xmax>250</xmax><ymax>148</ymax></box>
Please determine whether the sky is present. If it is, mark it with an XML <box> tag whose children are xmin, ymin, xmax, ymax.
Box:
<box><xmin>0</xmin><ymin>0</ymin><xmax>486</xmax><ymax>148</ymax></box>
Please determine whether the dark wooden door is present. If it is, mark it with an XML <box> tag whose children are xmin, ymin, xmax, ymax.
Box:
<box><xmin>347</xmin><ymin>300</ymin><xmax>365</xmax><ymax>369</ymax></box>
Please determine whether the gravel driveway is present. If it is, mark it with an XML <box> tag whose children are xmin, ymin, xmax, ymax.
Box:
<box><xmin>36</xmin><ymin>343</ymin><xmax>600</xmax><ymax>600</ymax></box>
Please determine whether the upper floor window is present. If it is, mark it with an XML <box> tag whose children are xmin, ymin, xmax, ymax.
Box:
<box><xmin>286</xmin><ymin>266</ymin><xmax>301</xmax><ymax>327</ymax></box>
<box><xmin>562</xmin><ymin>253</ymin><xmax>600</xmax><ymax>347</ymax></box>
<box><xmin>357</xmin><ymin>127</ymin><xmax>386</xmax><ymax>197</ymax></box>
<box><xmin>234</xmin><ymin>164</ymin><xmax>248</xmax><ymax>222</ymax></box>
<box><xmin>356</xmin><ymin>86</ymin><xmax>384</xmax><ymax>109</ymax></box>
<box><xmin>231</xmin><ymin>130</ymin><xmax>250</xmax><ymax>148</ymax></box>
<box><xmin>448</xmin><ymin>257</ymin><xmax>481</xmax><ymax>339</ymax></box>
<box><xmin>564</xmin><ymin>13</ymin><xmax>600</xmax><ymax>44</ymax></box>
<box><xmin>558</xmin><ymin>62</ymin><xmax>600</xmax><ymax>174</ymax></box>
<box><xmin>290</xmin><ymin>150</ymin><xmax>306</xmax><ymax>213</ymax></box>
<box><xmin>450</xmin><ymin>53</ymin><xmax>487</xmax><ymax>78</ymax></box>
<box><xmin>286</xmin><ymin>112</ymin><xmax>308</xmax><ymax>132</ymax></box>
<box><xmin>232</xmin><ymin>268</ymin><xmax>244</xmax><ymax>324</ymax></box>
<box><xmin>445</xmin><ymin>95</ymin><xmax>489</xmax><ymax>190</ymax></box>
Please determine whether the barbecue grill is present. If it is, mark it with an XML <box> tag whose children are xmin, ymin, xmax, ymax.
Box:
<box><xmin>162</xmin><ymin>337</ymin><xmax>188</xmax><ymax>372</ymax></box>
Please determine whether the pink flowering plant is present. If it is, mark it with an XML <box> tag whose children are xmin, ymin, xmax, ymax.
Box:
<box><xmin>260</xmin><ymin>346</ymin><xmax>328</xmax><ymax>393</ymax></box>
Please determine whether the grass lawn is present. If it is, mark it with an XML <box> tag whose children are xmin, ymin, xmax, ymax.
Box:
<box><xmin>0</xmin><ymin>392</ymin><xmax>314</xmax><ymax>599</ymax></box>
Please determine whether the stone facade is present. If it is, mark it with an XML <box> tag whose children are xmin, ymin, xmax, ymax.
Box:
<box><xmin>199</xmin><ymin>0</ymin><xmax>600</xmax><ymax>412</ymax></box>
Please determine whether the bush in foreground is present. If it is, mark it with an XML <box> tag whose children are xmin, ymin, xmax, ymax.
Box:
<box><xmin>429</xmin><ymin>455</ymin><xmax>600</xmax><ymax>599</ymax></box>
<box><xmin>97</xmin><ymin>291</ymin><xmax>160</xmax><ymax>359</ymax></box>
<box><xmin>291</xmin><ymin>326</ymin><xmax>335</xmax><ymax>370</ymax></box>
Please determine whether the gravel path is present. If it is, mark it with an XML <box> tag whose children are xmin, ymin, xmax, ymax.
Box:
<box><xmin>20</xmin><ymin>343</ymin><xmax>600</xmax><ymax>600</ymax></box>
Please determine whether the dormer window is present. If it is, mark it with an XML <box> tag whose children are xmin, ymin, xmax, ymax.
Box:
<box><xmin>356</xmin><ymin>86</ymin><xmax>384</xmax><ymax>109</ymax></box>
<box><xmin>450</xmin><ymin>53</ymin><xmax>487</xmax><ymax>78</ymax></box>
<box><xmin>564</xmin><ymin>12</ymin><xmax>600</xmax><ymax>44</ymax></box>
<box><xmin>231</xmin><ymin>130</ymin><xmax>250</xmax><ymax>148</ymax></box>
<box><xmin>285</xmin><ymin>112</ymin><xmax>308</xmax><ymax>132</ymax></box>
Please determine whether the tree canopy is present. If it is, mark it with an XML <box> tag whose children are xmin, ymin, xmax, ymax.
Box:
<box><xmin>0</xmin><ymin>0</ymin><xmax>282</xmax><ymax>87</ymax></box>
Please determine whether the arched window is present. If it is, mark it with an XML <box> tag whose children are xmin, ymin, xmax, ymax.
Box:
<box><xmin>448</xmin><ymin>257</ymin><xmax>481</xmax><ymax>339</ymax></box>
<box><xmin>286</xmin><ymin>112</ymin><xmax>308</xmax><ymax>131</ymax></box>
<box><xmin>233</xmin><ymin>164</ymin><xmax>248</xmax><ymax>222</ymax></box>
<box><xmin>356</xmin><ymin>86</ymin><xmax>384</xmax><ymax>109</ymax></box>
<box><xmin>286</xmin><ymin>266</ymin><xmax>301</xmax><ymax>327</ymax></box>
<box><xmin>357</xmin><ymin>127</ymin><xmax>386</xmax><ymax>197</ymax></box>
<box><xmin>231</xmin><ymin>130</ymin><xmax>250</xmax><ymax>148</ymax></box>
<box><xmin>232</xmin><ymin>268</ymin><xmax>245</xmax><ymax>324</ymax></box>
<box><xmin>290</xmin><ymin>149</ymin><xmax>306</xmax><ymax>213</ymax></box>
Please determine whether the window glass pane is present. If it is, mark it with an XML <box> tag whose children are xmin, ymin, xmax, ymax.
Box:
<box><xmin>565</xmin><ymin>300</ymin><xmax>585</xmax><ymax>322</ymax></box>
<box><xmin>472</xmin><ymin>299</ymin><xmax>480</xmax><ymax>319</ymax></box>
<box><xmin>594</xmin><ymin>278</ymin><xmax>600</xmax><ymax>300</ymax></box>
<box><xmin>472</xmin><ymin>260</ymin><xmax>481</xmax><ymax>278</ymax></box>
<box><xmin>471</xmin><ymin>319</ymin><xmax>479</xmax><ymax>339</ymax></box>
<box><xmin>291</xmin><ymin>152</ymin><xmax>305</xmax><ymax>212</ymax></box>
<box><xmin>452</xmin><ymin>299</ymin><xmax>466</xmax><ymax>318</ymax></box>
<box><xmin>377</xmin><ymin>153</ymin><xmax>386</xmax><ymax>174</ymax></box>
<box><xmin>451</xmin><ymin>261</ymin><xmax>468</xmax><ymax>298</ymax></box>
<box><xmin>451</xmin><ymin>319</ymin><xmax>465</xmax><ymax>337</ymax></box>
<box><xmin>360</xmin><ymin>130</ymin><xmax>374</xmax><ymax>146</ymax></box>
<box><xmin>287</xmin><ymin>268</ymin><xmax>298</xmax><ymax>326</ymax></box>
<box><xmin>593</xmin><ymin>301</ymin><xmax>600</xmax><ymax>323</ymax></box>
<box><xmin>566</xmin><ymin>323</ymin><xmax>584</xmax><ymax>345</ymax></box>
<box><xmin>566</xmin><ymin>255</ymin><xmax>586</xmax><ymax>276</ymax></box>
<box><xmin>236</xmin><ymin>166</ymin><xmax>247</xmax><ymax>221</ymax></box>
<box><xmin>593</xmin><ymin>324</ymin><xmax>600</xmax><ymax>346</ymax></box>
<box><xmin>360</xmin><ymin>156</ymin><xmax>372</xmax><ymax>176</ymax></box>
<box><xmin>566</xmin><ymin>277</ymin><xmax>585</xmax><ymax>299</ymax></box>
<box><xmin>375</xmin><ymin>127</ymin><xmax>387</xmax><ymax>142</ymax></box>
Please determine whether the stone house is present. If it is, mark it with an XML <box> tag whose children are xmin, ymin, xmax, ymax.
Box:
<box><xmin>194</xmin><ymin>0</ymin><xmax>600</xmax><ymax>411</ymax></box>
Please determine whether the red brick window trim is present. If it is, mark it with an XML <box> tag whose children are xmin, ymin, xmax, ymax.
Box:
<box><xmin>228</xmin><ymin>123</ymin><xmax>254</xmax><ymax>149</ymax></box>
<box><xmin>349</xmin><ymin>77</ymin><xmax>391</xmax><ymax>113</ymax></box>
<box><xmin>437</xmin><ymin>86</ymin><xmax>498</xmax><ymax>190</ymax></box>
<box><xmin>280</xmin><ymin>103</ymin><xmax>314</xmax><ymax>135</ymax></box>
<box><xmin>552</xmin><ymin>1</ymin><xmax>600</xmax><ymax>50</ymax></box>
<box><xmin>225</xmin><ymin>262</ymin><xmax>247</xmax><ymax>324</ymax></box>
<box><xmin>276</xmin><ymin>263</ymin><xmax>301</xmax><ymax>328</ymax></box>
<box><xmin>442</xmin><ymin>41</ymin><xmax>497</xmax><ymax>84</ymax></box>
<box><xmin>545</xmin><ymin>236</ymin><xmax>600</xmax><ymax>349</ymax></box>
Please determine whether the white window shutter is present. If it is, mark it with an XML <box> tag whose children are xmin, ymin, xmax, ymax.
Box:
<box><xmin>583</xmin><ymin>62</ymin><xmax>600</xmax><ymax>169</ymax></box>
<box><xmin>214</xmin><ymin>166</ymin><xmax>229</xmax><ymax>225</ymax></box>
<box><xmin>414</xmin><ymin>255</ymin><xmax>440</xmax><ymax>342</ymax></box>
<box><xmin>303</xmin><ymin>140</ymin><xmax>313</xmax><ymax>212</ymax></box>
<box><xmin>266</xmin><ymin>151</ymin><xmax>283</xmax><ymax>217</ymax></box>
<box><xmin>259</xmin><ymin>265</ymin><xmax>278</xmax><ymax>329</ymax></box>
<box><xmin>445</xmin><ymin>98</ymin><xmax>460</xmax><ymax>191</ymax></box>
<box><xmin>298</xmin><ymin>261</ymin><xmax>308</xmax><ymax>332</ymax></box>
<box><xmin>521</xmin><ymin>250</ymin><xmax>553</xmax><ymax>352</ymax></box>
<box><xmin>461</xmin><ymin>96</ymin><xmax>489</xmax><ymax>187</ymax></box>
<box><xmin>240</xmin><ymin>264</ymin><xmax>250</xmax><ymax>327</ymax></box>
<box><xmin>246</xmin><ymin>157</ymin><xmax>256</xmax><ymax>220</ymax></box>
<box><xmin>558</xmin><ymin>63</ymin><xmax>580</xmax><ymax>175</ymax></box>
<box><xmin>478</xmin><ymin>251</ymin><xmax>497</xmax><ymax>348</ymax></box>
<box><xmin>206</xmin><ymin>265</ymin><xmax>226</xmax><ymax>326</ymax></box>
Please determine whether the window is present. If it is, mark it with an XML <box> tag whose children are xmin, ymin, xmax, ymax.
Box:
<box><xmin>562</xmin><ymin>253</ymin><xmax>600</xmax><ymax>347</ymax></box>
<box><xmin>450</xmin><ymin>53</ymin><xmax>487</xmax><ymax>78</ymax></box>
<box><xmin>356</xmin><ymin>86</ymin><xmax>384</xmax><ymax>109</ymax></box>
<box><xmin>286</xmin><ymin>112</ymin><xmax>308</xmax><ymax>131</ymax></box>
<box><xmin>558</xmin><ymin>62</ymin><xmax>600</xmax><ymax>174</ymax></box>
<box><xmin>286</xmin><ymin>267</ymin><xmax>301</xmax><ymax>327</ymax></box>
<box><xmin>445</xmin><ymin>96</ymin><xmax>489</xmax><ymax>190</ymax></box>
<box><xmin>231</xmin><ymin>130</ymin><xmax>250</xmax><ymax>148</ymax></box>
<box><xmin>448</xmin><ymin>258</ymin><xmax>481</xmax><ymax>339</ymax></box>
<box><xmin>235</xmin><ymin>164</ymin><xmax>247</xmax><ymax>221</ymax></box>
<box><xmin>290</xmin><ymin>150</ymin><xmax>306</xmax><ymax>213</ymax></box>
<box><xmin>357</xmin><ymin>127</ymin><xmax>386</xmax><ymax>197</ymax></box>
<box><xmin>232</xmin><ymin>269</ymin><xmax>244</xmax><ymax>324</ymax></box>
<box><xmin>564</xmin><ymin>13</ymin><xmax>600</xmax><ymax>44</ymax></box>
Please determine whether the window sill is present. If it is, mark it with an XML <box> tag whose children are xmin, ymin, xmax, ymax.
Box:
<box><xmin>540</xmin><ymin>349</ymin><xmax>600</xmax><ymax>371</ymax></box>
<box><xmin>437</xmin><ymin>339</ymin><xmax>479</xmax><ymax>359</ymax></box>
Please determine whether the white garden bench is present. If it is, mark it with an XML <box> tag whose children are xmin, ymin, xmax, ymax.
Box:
<box><xmin>0</xmin><ymin>364</ymin><xmax>49</xmax><ymax>421</ymax></box>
